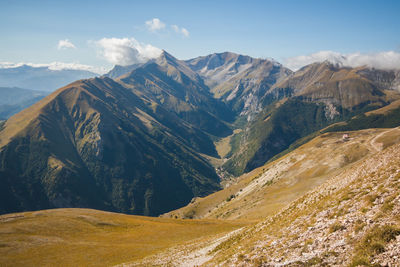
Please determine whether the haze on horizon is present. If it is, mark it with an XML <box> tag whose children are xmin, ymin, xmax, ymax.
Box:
<box><xmin>1</xmin><ymin>0</ymin><xmax>400</xmax><ymax>73</ymax></box>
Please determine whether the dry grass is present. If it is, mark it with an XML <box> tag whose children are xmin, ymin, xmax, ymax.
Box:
<box><xmin>365</xmin><ymin>98</ymin><xmax>400</xmax><ymax>116</ymax></box>
<box><xmin>373</xmin><ymin>127</ymin><xmax>400</xmax><ymax>149</ymax></box>
<box><xmin>215</xmin><ymin>129</ymin><xmax>242</xmax><ymax>159</ymax></box>
<box><xmin>0</xmin><ymin>208</ymin><xmax>243</xmax><ymax>267</ymax></box>
<box><xmin>215</xmin><ymin>134</ymin><xmax>233</xmax><ymax>159</ymax></box>
<box><xmin>349</xmin><ymin>225</ymin><xmax>400</xmax><ymax>267</ymax></box>
<box><xmin>165</xmin><ymin>129</ymin><xmax>385</xmax><ymax>221</ymax></box>
<box><xmin>3</xmin><ymin>128</ymin><xmax>400</xmax><ymax>266</ymax></box>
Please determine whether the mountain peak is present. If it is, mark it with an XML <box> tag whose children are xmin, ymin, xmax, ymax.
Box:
<box><xmin>155</xmin><ymin>50</ymin><xmax>181</xmax><ymax>66</ymax></box>
<box><xmin>0</xmin><ymin>73</ymin><xmax>222</xmax><ymax>215</ymax></box>
<box><xmin>158</xmin><ymin>49</ymin><xmax>174</xmax><ymax>58</ymax></box>
<box><xmin>151</xmin><ymin>50</ymin><xmax>202</xmax><ymax>83</ymax></box>
<box><xmin>103</xmin><ymin>63</ymin><xmax>143</xmax><ymax>79</ymax></box>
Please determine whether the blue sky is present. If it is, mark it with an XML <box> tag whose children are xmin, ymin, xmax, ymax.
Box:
<box><xmin>1</xmin><ymin>0</ymin><xmax>399</xmax><ymax>73</ymax></box>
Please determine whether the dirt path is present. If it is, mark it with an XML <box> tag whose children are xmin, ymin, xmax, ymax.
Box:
<box><xmin>369</xmin><ymin>129</ymin><xmax>388</xmax><ymax>152</ymax></box>
<box><xmin>368</xmin><ymin>127</ymin><xmax>400</xmax><ymax>152</ymax></box>
<box><xmin>122</xmin><ymin>227</ymin><xmax>244</xmax><ymax>267</ymax></box>
<box><xmin>176</xmin><ymin>227</ymin><xmax>244</xmax><ymax>267</ymax></box>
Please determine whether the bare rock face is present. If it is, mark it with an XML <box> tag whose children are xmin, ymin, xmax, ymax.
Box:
<box><xmin>186</xmin><ymin>52</ymin><xmax>292</xmax><ymax>117</ymax></box>
<box><xmin>103</xmin><ymin>63</ymin><xmax>143</xmax><ymax>79</ymax></box>
<box><xmin>357</xmin><ymin>68</ymin><xmax>400</xmax><ymax>92</ymax></box>
<box><xmin>270</xmin><ymin>62</ymin><xmax>393</xmax><ymax>109</ymax></box>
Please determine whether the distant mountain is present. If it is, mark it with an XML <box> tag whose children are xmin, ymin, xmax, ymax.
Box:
<box><xmin>0</xmin><ymin>51</ymin><xmax>240</xmax><ymax>216</ymax></box>
<box><xmin>3</xmin><ymin>51</ymin><xmax>400</xmax><ymax>267</ymax></box>
<box><xmin>0</xmin><ymin>87</ymin><xmax>48</xmax><ymax>119</ymax></box>
<box><xmin>269</xmin><ymin>61</ymin><xmax>392</xmax><ymax>108</ymax></box>
<box><xmin>356</xmin><ymin>67</ymin><xmax>400</xmax><ymax>92</ymax></box>
<box><xmin>2</xmin><ymin>51</ymin><xmax>400</xmax><ymax>217</ymax></box>
<box><xmin>0</xmin><ymin>65</ymin><xmax>98</xmax><ymax>91</ymax></box>
<box><xmin>186</xmin><ymin>52</ymin><xmax>292</xmax><ymax>117</ymax></box>
<box><xmin>223</xmin><ymin>62</ymin><xmax>400</xmax><ymax>175</ymax></box>
<box><xmin>0</xmin><ymin>75</ymin><xmax>221</xmax><ymax>216</ymax></box>
<box><xmin>103</xmin><ymin>63</ymin><xmax>143</xmax><ymax>79</ymax></box>
<box><xmin>119</xmin><ymin>51</ymin><xmax>234</xmax><ymax>136</ymax></box>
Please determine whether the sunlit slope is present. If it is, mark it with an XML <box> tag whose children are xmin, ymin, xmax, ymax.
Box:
<box><xmin>164</xmin><ymin>128</ymin><xmax>400</xmax><ymax>221</ymax></box>
<box><xmin>119</xmin><ymin>51</ymin><xmax>234</xmax><ymax>137</ymax></box>
<box><xmin>0</xmin><ymin>76</ymin><xmax>221</xmax><ymax>216</ymax></box>
<box><xmin>206</xmin><ymin>127</ymin><xmax>400</xmax><ymax>266</ymax></box>
<box><xmin>0</xmin><ymin>208</ymin><xmax>244</xmax><ymax>267</ymax></box>
<box><xmin>223</xmin><ymin>62</ymin><xmax>400</xmax><ymax>176</ymax></box>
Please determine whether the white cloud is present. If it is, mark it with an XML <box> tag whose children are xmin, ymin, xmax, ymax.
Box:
<box><xmin>145</xmin><ymin>18</ymin><xmax>190</xmax><ymax>37</ymax></box>
<box><xmin>57</xmin><ymin>39</ymin><xmax>76</xmax><ymax>50</ymax></box>
<box><xmin>181</xmin><ymin>28</ymin><xmax>189</xmax><ymax>37</ymax></box>
<box><xmin>171</xmin><ymin>25</ymin><xmax>189</xmax><ymax>37</ymax></box>
<box><xmin>145</xmin><ymin>18</ymin><xmax>166</xmax><ymax>31</ymax></box>
<box><xmin>0</xmin><ymin>61</ymin><xmax>106</xmax><ymax>74</ymax></box>
<box><xmin>171</xmin><ymin>25</ymin><xmax>179</xmax><ymax>32</ymax></box>
<box><xmin>95</xmin><ymin>37</ymin><xmax>162</xmax><ymax>66</ymax></box>
<box><xmin>285</xmin><ymin>50</ymin><xmax>400</xmax><ymax>71</ymax></box>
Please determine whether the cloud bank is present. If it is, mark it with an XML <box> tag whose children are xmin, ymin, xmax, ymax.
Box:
<box><xmin>145</xmin><ymin>18</ymin><xmax>166</xmax><ymax>31</ymax></box>
<box><xmin>285</xmin><ymin>51</ymin><xmax>400</xmax><ymax>71</ymax></box>
<box><xmin>95</xmin><ymin>37</ymin><xmax>162</xmax><ymax>66</ymax></box>
<box><xmin>0</xmin><ymin>61</ymin><xmax>106</xmax><ymax>74</ymax></box>
<box><xmin>57</xmin><ymin>39</ymin><xmax>76</xmax><ymax>50</ymax></box>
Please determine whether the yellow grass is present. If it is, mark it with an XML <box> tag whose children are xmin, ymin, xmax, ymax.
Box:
<box><xmin>0</xmin><ymin>208</ymin><xmax>244</xmax><ymax>267</ymax></box>
<box><xmin>165</xmin><ymin>129</ymin><xmax>391</xmax><ymax>221</ymax></box>
<box><xmin>3</xmin><ymin>128</ymin><xmax>400</xmax><ymax>266</ymax></box>
<box><xmin>366</xmin><ymin>98</ymin><xmax>400</xmax><ymax>115</ymax></box>
<box><xmin>215</xmin><ymin>129</ymin><xmax>242</xmax><ymax>159</ymax></box>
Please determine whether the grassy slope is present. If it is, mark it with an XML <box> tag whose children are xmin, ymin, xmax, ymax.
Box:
<box><xmin>325</xmin><ymin>98</ymin><xmax>400</xmax><ymax>133</ymax></box>
<box><xmin>221</xmin><ymin>62</ymin><xmax>400</xmax><ymax>177</ymax></box>
<box><xmin>134</xmin><ymin>127</ymin><xmax>400</xmax><ymax>266</ymax></box>
<box><xmin>2</xmin><ymin>127</ymin><xmax>400</xmax><ymax>266</ymax></box>
<box><xmin>207</xmin><ymin>127</ymin><xmax>400</xmax><ymax>266</ymax></box>
<box><xmin>0</xmin><ymin>208</ymin><xmax>245</xmax><ymax>267</ymax></box>
<box><xmin>163</xmin><ymin>128</ymin><xmax>398</xmax><ymax>221</ymax></box>
<box><xmin>0</xmin><ymin>77</ymin><xmax>222</xmax><ymax>216</ymax></box>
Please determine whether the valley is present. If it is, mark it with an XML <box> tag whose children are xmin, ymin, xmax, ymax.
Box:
<box><xmin>135</xmin><ymin>127</ymin><xmax>400</xmax><ymax>266</ymax></box>
<box><xmin>1</xmin><ymin>51</ymin><xmax>400</xmax><ymax>266</ymax></box>
<box><xmin>2</xmin><ymin>127</ymin><xmax>399</xmax><ymax>266</ymax></box>
<box><xmin>165</xmin><ymin>128</ymin><xmax>395</xmax><ymax>221</ymax></box>
<box><xmin>0</xmin><ymin>87</ymin><xmax>48</xmax><ymax>120</ymax></box>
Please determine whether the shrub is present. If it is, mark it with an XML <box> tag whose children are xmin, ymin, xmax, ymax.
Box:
<box><xmin>381</xmin><ymin>196</ymin><xmax>395</xmax><ymax>212</ymax></box>
<box><xmin>350</xmin><ymin>224</ymin><xmax>400</xmax><ymax>265</ymax></box>
<box><xmin>226</xmin><ymin>194</ymin><xmax>236</xmax><ymax>202</ymax></box>
<box><xmin>329</xmin><ymin>222</ymin><xmax>346</xmax><ymax>233</ymax></box>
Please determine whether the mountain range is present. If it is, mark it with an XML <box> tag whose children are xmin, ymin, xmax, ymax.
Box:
<box><xmin>0</xmin><ymin>65</ymin><xmax>98</xmax><ymax>91</ymax></box>
<box><xmin>1</xmin><ymin>50</ymin><xmax>400</xmax><ymax>266</ymax></box>
<box><xmin>0</xmin><ymin>87</ymin><xmax>48</xmax><ymax>119</ymax></box>
<box><xmin>2</xmin><ymin>126</ymin><xmax>399</xmax><ymax>266</ymax></box>
<box><xmin>1</xmin><ymin>51</ymin><xmax>400</xmax><ymax>217</ymax></box>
